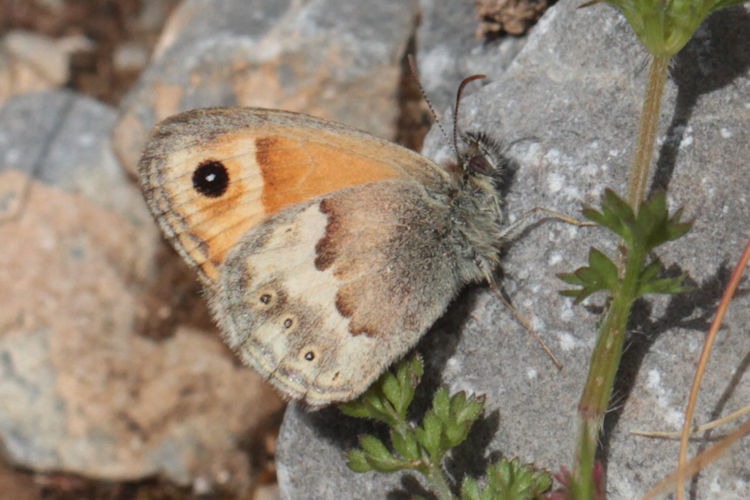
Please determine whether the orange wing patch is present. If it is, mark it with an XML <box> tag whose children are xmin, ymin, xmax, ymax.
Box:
<box><xmin>139</xmin><ymin>109</ymin><xmax>424</xmax><ymax>284</ymax></box>
<box><xmin>256</xmin><ymin>135</ymin><xmax>402</xmax><ymax>215</ymax></box>
<box><xmin>151</xmin><ymin>133</ymin><xmax>267</xmax><ymax>282</ymax></box>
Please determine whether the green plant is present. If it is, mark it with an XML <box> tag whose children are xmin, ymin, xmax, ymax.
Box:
<box><xmin>557</xmin><ymin>190</ymin><xmax>691</xmax><ymax>498</ymax></box>
<box><xmin>341</xmin><ymin>355</ymin><xmax>552</xmax><ymax>500</ymax></box>
<box><xmin>560</xmin><ymin>1</ymin><xmax>743</xmax><ymax>497</ymax></box>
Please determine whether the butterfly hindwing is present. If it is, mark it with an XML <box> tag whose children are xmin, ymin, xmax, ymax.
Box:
<box><xmin>214</xmin><ymin>180</ymin><xmax>467</xmax><ymax>405</ymax></box>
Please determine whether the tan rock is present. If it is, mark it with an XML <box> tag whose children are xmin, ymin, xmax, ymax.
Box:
<box><xmin>0</xmin><ymin>31</ymin><xmax>73</xmax><ymax>106</ymax></box>
<box><xmin>0</xmin><ymin>173</ymin><xmax>282</xmax><ymax>492</ymax></box>
<box><xmin>113</xmin><ymin>0</ymin><xmax>420</xmax><ymax>175</ymax></box>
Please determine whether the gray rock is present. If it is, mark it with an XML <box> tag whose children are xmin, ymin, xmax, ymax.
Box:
<box><xmin>0</xmin><ymin>90</ymin><xmax>138</xmax><ymax>219</ymax></box>
<box><xmin>277</xmin><ymin>3</ymin><xmax>750</xmax><ymax>499</ymax></box>
<box><xmin>0</xmin><ymin>90</ymin><xmax>283</xmax><ymax>493</ymax></box>
<box><xmin>113</xmin><ymin>0</ymin><xmax>420</xmax><ymax>174</ymax></box>
<box><xmin>416</xmin><ymin>0</ymin><xmax>527</xmax><ymax>114</ymax></box>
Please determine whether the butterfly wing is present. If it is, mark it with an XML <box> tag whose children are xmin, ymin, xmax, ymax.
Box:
<box><xmin>215</xmin><ymin>179</ymin><xmax>468</xmax><ymax>405</ymax></box>
<box><xmin>139</xmin><ymin>107</ymin><xmax>449</xmax><ymax>282</ymax></box>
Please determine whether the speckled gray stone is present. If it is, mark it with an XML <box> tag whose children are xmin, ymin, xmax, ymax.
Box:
<box><xmin>277</xmin><ymin>3</ymin><xmax>750</xmax><ymax>499</ymax></box>
<box><xmin>416</xmin><ymin>0</ymin><xmax>527</xmax><ymax>114</ymax></box>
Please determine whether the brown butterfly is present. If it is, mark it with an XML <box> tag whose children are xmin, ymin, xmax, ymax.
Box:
<box><xmin>138</xmin><ymin>83</ymin><xmax>510</xmax><ymax>406</ymax></box>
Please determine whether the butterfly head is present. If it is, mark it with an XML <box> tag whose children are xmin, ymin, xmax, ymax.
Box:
<box><xmin>439</xmin><ymin>128</ymin><xmax>515</xmax><ymax>281</ymax></box>
<box><xmin>459</xmin><ymin>130</ymin><xmax>510</xmax><ymax>192</ymax></box>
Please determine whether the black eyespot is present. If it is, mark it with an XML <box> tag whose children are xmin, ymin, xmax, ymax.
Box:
<box><xmin>283</xmin><ymin>318</ymin><xmax>293</xmax><ymax>328</ymax></box>
<box><xmin>192</xmin><ymin>160</ymin><xmax>229</xmax><ymax>197</ymax></box>
<box><xmin>304</xmin><ymin>351</ymin><xmax>315</xmax><ymax>361</ymax></box>
<box><xmin>260</xmin><ymin>294</ymin><xmax>271</xmax><ymax>304</ymax></box>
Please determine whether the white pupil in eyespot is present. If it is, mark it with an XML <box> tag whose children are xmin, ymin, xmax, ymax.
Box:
<box><xmin>205</xmin><ymin>173</ymin><xmax>216</xmax><ymax>182</ymax></box>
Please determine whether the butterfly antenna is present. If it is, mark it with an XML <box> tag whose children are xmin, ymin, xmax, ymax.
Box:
<box><xmin>452</xmin><ymin>74</ymin><xmax>486</xmax><ymax>163</ymax></box>
<box><xmin>484</xmin><ymin>272</ymin><xmax>564</xmax><ymax>371</ymax></box>
<box><xmin>406</xmin><ymin>55</ymin><xmax>451</xmax><ymax>146</ymax></box>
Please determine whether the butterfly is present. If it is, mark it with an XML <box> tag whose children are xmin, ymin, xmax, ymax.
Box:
<box><xmin>138</xmin><ymin>83</ymin><xmax>510</xmax><ymax>406</ymax></box>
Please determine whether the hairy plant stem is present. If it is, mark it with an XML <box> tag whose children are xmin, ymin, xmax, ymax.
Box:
<box><xmin>424</xmin><ymin>461</ymin><xmax>454</xmax><ymax>500</ymax></box>
<box><xmin>627</xmin><ymin>54</ymin><xmax>669</xmax><ymax>212</ymax></box>
<box><xmin>569</xmin><ymin>54</ymin><xmax>671</xmax><ymax>498</ymax></box>
<box><xmin>569</xmin><ymin>242</ymin><xmax>645</xmax><ymax>498</ymax></box>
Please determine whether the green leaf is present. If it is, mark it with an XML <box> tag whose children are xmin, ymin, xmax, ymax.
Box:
<box><xmin>338</xmin><ymin>398</ymin><xmax>377</xmax><ymax>419</ymax></box>
<box><xmin>381</xmin><ymin>372</ymin><xmax>404</xmax><ymax>414</ymax></box>
<box><xmin>561</xmin><ymin>189</ymin><xmax>692</xmax><ymax>303</ymax></box>
<box><xmin>585</xmin><ymin>0</ymin><xmax>747</xmax><ymax>56</ymax></box>
<box><xmin>416</xmin><ymin>412</ymin><xmax>444</xmax><ymax>461</ymax></box>
<box><xmin>459</xmin><ymin>396</ymin><xmax>485</xmax><ymax>424</ymax></box>
<box><xmin>484</xmin><ymin>458</ymin><xmax>552</xmax><ymax>499</ymax></box>
<box><xmin>389</xmin><ymin>355</ymin><xmax>423</xmax><ymax>416</ymax></box>
<box><xmin>638</xmin><ymin>258</ymin><xmax>662</xmax><ymax>286</ymax></box>
<box><xmin>558</xmin><ymin>273</ymin><xmax>584</xmax><ymax>286</ymax></box>
<box><xmin>364</xmin><ymin>455</ymin><xmax>409</xmax><ymax>473</ymax></box>
<box><xmin>340</xmin><ymin>355</ymin><xmax>426</xmax><ymax>426</ymax></box>
<box><xmin>346</xmin><ymin>449</ymin><xmax>374</xmax><ymax>473</ymax></box>
<box><xmin>404</xmin><ymin>354</ymin><xmax>425</xmax><ymax>384</ymax></box>
<box><xmin>353</xmin><ymin>392</ymin><xmax>398</xmax><ymax>427</ymax></box>
<box><xmin>341</xmin><ymin>354</ymin><xmax>555</xmax><ymax>499</ymax></box>
<box><xmin>359</xmin><ymin>435</ymin><xmax>391</xmax><ymax>460</ymax></box>
<box><xmin>664</xmin><ymin>208</ymin><xmax>692</xmax><ymax>241</ymax></box>
<box><xmin>582</xmin><ymin>189</ymin><xmax>634</xmax><ymax>243</ymax></box>
<box><xmin>360</xmin><ymin>391</ymin><xmax>387</xmax><ymax>414</ymax></box>
<box><xmin>582</xmin><ymin>190</ymin><xmax>692</xmax><ymax>254</ymax></box>
<box><xmin>433</xmin><ymin>387</ymin><xmax>451</xmax><ymax>422</ymax></box>
<box><xmin>391</xmin><ymin>428</ymin><xmax>420</xmax><ymax>462</ymax></box>
<box><xmin>638</xmin><ymin>274</ymin><xmax>692</xmax><ymax>296</ymax></box>
<box><xmin>588</xmin><ymin>248</ymin><xmax>619</xmax><ymax>286</ymax></box>
<box><xmin>558</xmin><ymin>247</ymin><xmax>619</xmax><ymax>302</ymax></box>
<box><xmin>600</xmin><ymin>191</ymin><xmax>689</xmax><ymax>255</ymax></box>
<box><xmin>446</xmin><ymin>393</ymin><xmax>484</xmax><ymax>447</ymax></box>
<box><xmin>450</xmin><ymin>391</ymin><xmax>468</xmax><ymax>416</ymax></box>
<box><xmin>637</xmin><ymin>192</ymin><xmax>670</xmax><ymax>252</ymax></box>
<box><xmin>444</xmin><ymin>421</ymin><xmax>470</xmax><ymax>450</ymax></box>
<box><xmin>460</xmin><ymin>477</ymin><xmax>481</xmax><ymax>500</ymax></box>
<box><xmin>634</xmin><ymin>256</ymin><xmax>692</xmax><ymax>297</ymax></box>
<box><xmin>426</xmin><ymin>389</ymin><xmax>485</xmax><ymax>451</ymax></box>
<box><xmin>357</xmin><ymin>435</ymin><xmax>408</xmax><ymax>472</ymax></box>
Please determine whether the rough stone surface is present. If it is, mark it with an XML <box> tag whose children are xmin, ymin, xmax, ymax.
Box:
<box><xmin>0</xmin><ymin>31</ymin><xmax>71</xmax><ymax>107</ymax></box>
<box><xmin>416</xmin><ymin>0</ymin><xmax>527</xmax><ymax>114</ymax></box>
<box><xmin>0</xmin><ymin>90</ymin><xmax>283</xmax><ymax>493</ymax></box>
<box><xmin>0</xmin><ymin>90</ymin><xmax>141</xmax><ymax>220</ymax></box>
<box><xmin>113</xmin><ymin>0</ymin><xmax>420</xmax><ymax>174</ymax></box>
<box><xmin>277</xmin><ymin>3</ymin><xmax>750</xmax><ymax>499</ymax></box>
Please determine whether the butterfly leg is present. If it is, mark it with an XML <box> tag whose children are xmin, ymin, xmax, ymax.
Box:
<box><xmin>483</xmin><ymin>271</ymin><xmax>563</xmax><ymax>370</ymax></box>
<box><xmin>497</xmin><ymin>206</ymin><xmax>593</xmax><ymax>242</ymax></box>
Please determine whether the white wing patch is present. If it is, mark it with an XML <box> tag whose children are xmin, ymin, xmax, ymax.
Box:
<box><xmin>213</xmin><ymin>199</ymin><xmax>383</xmax><ymax>405</ymax></box>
